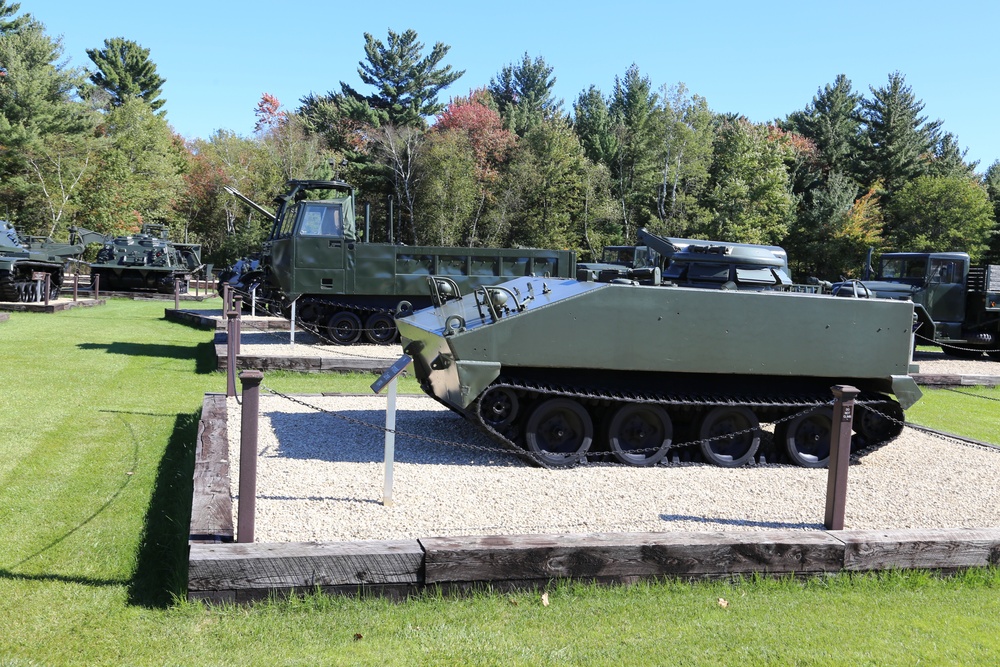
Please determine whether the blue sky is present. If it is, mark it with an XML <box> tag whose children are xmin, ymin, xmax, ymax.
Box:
<box><xmin>24</xmin><ymin>0</ymin><xmax>1000</xmax><ymax>172</ymax></box>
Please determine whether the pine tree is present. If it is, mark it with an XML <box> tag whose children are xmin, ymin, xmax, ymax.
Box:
<box><xmin>86</xmin><ymin>37</ymin><xmax>166</xmax><ymax>113</ymax></box>
<box><xmin>860</xmin><ymin>71</ymin><xmax>940</xmax><ymax>193</ymax></box>
<box><xmin>785</xmin><ymin>74</ymin><xmax>863</xmax><ymax>178</ymax></box>
<box><xmin>340</xmin><ymin>29</ymin><xmax>463</xmax><ymax>128</ymax></box>
<box><xmin>607</xmin><ymin>64</ymin><xmax>661</xmax><ymax>240</ymax></box>
<box><xmin>488</xmin><ymin>53</ymin><xmax>563</xmax><ymax>136</ymax></box>
<box><xmin>573</xmin><ymin>85</ymin><xmax>616</xmax><ymax>166</ymax></box>
<box><xmin>0</xmin><ymin>0</ymin><xmax>31</xmax><ymax>35</ymax></box>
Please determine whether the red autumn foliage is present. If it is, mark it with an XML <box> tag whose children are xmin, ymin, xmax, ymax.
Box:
<box><xmin>435</xmin><ymin>89</ymin><xmax>516</xmax><ymax>180</ymax></box>
<box><xmin>254</xmin><ymin>93</ymin><xmax>286</xmax><ymax>134</ymax></box>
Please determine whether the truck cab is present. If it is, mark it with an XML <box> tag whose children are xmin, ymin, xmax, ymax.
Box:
<box><xmin>838</xmin><ymin>251</ymin><xmax>1000</xmax><ymax>357</ymax></box>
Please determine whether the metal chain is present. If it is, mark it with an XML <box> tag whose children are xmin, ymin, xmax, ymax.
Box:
<box><xmin>261</xmin><ymin>385</ymin><xmax>530</xmax><ymax>461</ymax></box>
<box><xmin>235</xmin><ymin>317</ymin><xmax>396</xmax><ymax>362</ymax></box>
<box><xmin>225</xmin><ymin>286</ymin><xmax>400</xmax><ymax>339</ymax></box>
<box><xmin>855</xmin><ymin>403</ymin><xmax>1000</xmax><ymax>455</ymax></box>
<box><xmin>256</xmin><ymin>384</ymin><xmax>850</xmax><ymax>469</ymax></box>
<box><xmin>942</xmin><ymin>387</ymin><xmax>1000</xmax><ymax>402</ymax></box>
<box><xmin>914</xmin><ymin>331</ymin><xmax>1000</xmax><ymax>355</ymax></box>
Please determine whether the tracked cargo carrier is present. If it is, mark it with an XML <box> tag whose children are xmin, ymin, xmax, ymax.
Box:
<box><xmin>396</xmin><ymin>274</ymin><xmax>922</xmax><ymax>469</ymax></box>
<box><xmin>223</xmin><ymin>180</ymin><xmax>576</xmax><ymax>344</ymax></box>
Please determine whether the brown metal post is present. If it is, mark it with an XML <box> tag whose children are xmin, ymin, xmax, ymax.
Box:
<box><xmin>233</xmin><ymin>296</ymin><xmax>243</xmax><ymax>355</ymax></box>
<box><xmin>226</xmin><ymin>309</ymin><xmax>238</xmax><ymax>397</ymax></box>
<box><xmin>237</xmin><ymin>370</ymin><xmax>264</xmax><ymax>543</ymax></box>
<box><xmin>93</xmin><ymin>273</ymin><xmax>100</xmax><ymax>299</ymax></box>
<box><xmin>44</xmin><ymin>274</ymin><xmax>50</xmax><ymax>306</ymax></box>
<box><xmin>223</xmin><ymin>283</ymin><xmax>231</xmax><ymax>314</ymax></box>
<box><xmin>824</xmin><ymin>385</ymin><xmax>860</xmax><ymax>530</ymax></box>
<box><xmin>174</xmin><ymin>278</ymin><xmax>180</xmax><ymax>310</ymax></box>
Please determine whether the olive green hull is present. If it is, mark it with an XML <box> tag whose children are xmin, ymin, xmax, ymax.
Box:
<box><xmin>397</xmin><ymin>277</ymin><xmax>921</xmax><ymax>412</ymax></box>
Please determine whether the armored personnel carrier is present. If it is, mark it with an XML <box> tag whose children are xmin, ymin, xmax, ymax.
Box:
<box><xmin>71</xmin><ymin>225</ymin><xmax>203</xmax><ymax>293</ymax></box>
<box><xmin>0</xmin><ymin>221</ymin><xmax>83</xmax><ymax>302</ymax></box>
<box><xmin>223</xmin><ymin>180</ymin><xmax>576</xmax><ymax>344</ymax></box>
<box><xmin>396</xmin><ymin>273</ymin><xmax>921</xmax><ymax>469</ymax></box>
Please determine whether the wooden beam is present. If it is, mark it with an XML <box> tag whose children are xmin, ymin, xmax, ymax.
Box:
<box><xmin>190</xmin><ymin>393</ymin><xmax>234</xmax><ymax>542</ymax></box>
<box><xmin>834</xmin><ymin>528</ymin><xmax>1000</xmax><ymax>571</ymax></box>
<box><xmin>420</xmin><ymin>531</ymin><xmax>845</xmax><ymax>585</ymax></box>
<box><xmin>188</xmin><ymin>540</ymin><xmax>425</xmax><ymax>593</ymax></box>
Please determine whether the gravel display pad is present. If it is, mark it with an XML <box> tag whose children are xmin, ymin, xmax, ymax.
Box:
<box><xmin>226</xmin><ymin>393</ymin><xmax>1000</xmax><ymax>544</ymax></box>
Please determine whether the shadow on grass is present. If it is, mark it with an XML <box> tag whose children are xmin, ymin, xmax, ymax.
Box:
<box><xmin>77</xmin><ymin>340</ymin><xmax>218</xmax><ymax>375</ymax></box>
<box><xmin>127</xmin><ymin>411</ymin><xmax>199</xmax><ymax>608</ymax></box>
<box><xmin>0</xmin><ymin>569</ymin><xmax>127</xmax><ymax>588</ymax></box>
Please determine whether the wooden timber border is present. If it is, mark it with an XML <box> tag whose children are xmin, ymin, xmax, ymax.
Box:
<box><xmin>188</xmin><ymin>391</ymin><xmax>1000</xmax><ymax>604</ymax></box>
<box><xmin>0</xmin><ymin>298</ymin><xmax>106</xmax><ymax>313</ymax></box>
<box><xmin>909</xmin><ymin>373</ymin><xmax>1000</xmax><ymax>387</ymax></box>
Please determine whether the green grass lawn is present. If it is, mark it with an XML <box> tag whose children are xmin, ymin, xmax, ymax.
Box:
<box><xmin>1</xmin><ymin>299</ymin><xmax>999</xmax><ymax>666</ymax></box>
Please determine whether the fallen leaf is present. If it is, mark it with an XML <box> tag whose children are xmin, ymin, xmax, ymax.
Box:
<box><xmin>541</xmin><ymin>592</ymin><xmax>550</xmax><ymax>607</ymax></box>
<box><xmin>353</xmin><ymin>633</ymin><xmax>363</xmax><ymax>641</ymax></box>
<box><xmin>508</xmin><ymin>598</ymin><xmax>518</xmax><ymax>606</ymax></box>
<box><xmin>718</xmin><ymin>598</ymin><xmax>729</xmax><ymax>609</ymax></box>
<box><xmin>125</xmin><ymin>472</ymin><xmax>134</xmax><ymax>476</ymax></box>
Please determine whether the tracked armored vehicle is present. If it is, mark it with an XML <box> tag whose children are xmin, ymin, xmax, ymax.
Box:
<box><xmin>71</xmin><ymin>225</ymin><xmax>203</xmax><ymax>293</ymax></box>
<box><xmin>223</xmin><ymin>180</ymin><xmax>576</xmax><ymax>344</ymax></box>
<box><xmin>396</xmin><ymin>274</ymin><xmax>921</xmax><ymax>469</ymax></box>
<box><xmin>0</xmin><ymin>221</ymin><xmax>83</xmax><ymax>302</ymax></box>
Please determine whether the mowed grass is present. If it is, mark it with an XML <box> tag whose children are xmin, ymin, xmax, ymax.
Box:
<box><xmin>1</xmin><ymin>298</ymin><xmax>999</xmax><ymax>666</ymax></box>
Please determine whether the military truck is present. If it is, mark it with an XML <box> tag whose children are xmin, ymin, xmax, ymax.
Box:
<box><xmin>0</xmin><ymin>221</ymin><xmax>84</xmax><ymax>302</ymax></box>
<box><xmin>223</xmin><ymin>180</ymin><xmax>576</xmax><ymax>344</ymax></box>
<box><xmin>70</xmin><ymin>224</ymin><xmax>204</xmax><ymax>293</ymax></box>
<box><xmin>833</xmin><ymin>252</ymin><xmax>1000</xmax><ymax>359</ymax></box>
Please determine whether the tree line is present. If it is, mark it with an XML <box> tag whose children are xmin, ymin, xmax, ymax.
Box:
<box><xmin>1</xmin><ymin>3</ymin><xmax>998</xmax><ymax>280</ymax></box>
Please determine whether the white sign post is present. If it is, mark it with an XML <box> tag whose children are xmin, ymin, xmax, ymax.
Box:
<box><xmin>371</xmin><ymin>354</ymin><xmax>413</xmax><ymax>507</ymax></box>
<box><xmin>289</xmin><ymin>298</ymin><xmax>297</xmax><ymax>347</ymax></box>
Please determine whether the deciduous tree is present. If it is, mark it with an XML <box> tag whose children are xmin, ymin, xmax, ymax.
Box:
<box><xmin>700</xmin><ymin>119</ymin><xmax>794</xmax><ymax>245</ymax></box>
<box><xmin>887</xmin><ymin>174</ymin><xmax>995</xmax><ymax>261</ymax></box>
<box><xmin>75</xmin><ymin>99</ymin><xmax>186</xmax><ymax>235</ymax></box>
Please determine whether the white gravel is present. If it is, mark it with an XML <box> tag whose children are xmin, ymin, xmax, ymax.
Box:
<box><xmin>227</xmin><ymin>386</ymin><xmax>1000</xmax><ymax>544</ymax></box>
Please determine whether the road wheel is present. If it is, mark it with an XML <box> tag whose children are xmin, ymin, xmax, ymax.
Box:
<box><xmin>782</xmin><ymin>406</ymin><xmax>834</xmax><ymax>468</ymax></box>
<box><xmin>364</xmin><ymin>313</ymin><xmax>398</xmax><ymax>344</ymax></box>
<box><xmin>607</xmin><ymin>404</ymin><xmax>672</xmax><ymax>467</ymax></box>
<box><xmin>698</xmin><ymin>406</ymin><xmax>760</xmax><ymax>467</ymax></box>
<box><xmin>524</xmin><ymin>398</ymin><xmax>593</xmax><ymax>468</ymax></box>
<box><xmin>479</xmin><ymin>387</ymin><xmax>520</xmax><ymax>429</ymax></box>
<box><xmin>326</xmin><ymin>311</ymin><xmax>362</xmax><ymax>345</ymax></box>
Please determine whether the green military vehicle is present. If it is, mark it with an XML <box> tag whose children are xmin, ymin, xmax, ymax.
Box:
<box><xmin>224</xmin><ymin>180</ymin><xmax>576</xmax><ymax>344</ymax></box>
<box><xmin>577</xmin><ymin>229</ymin><xmax>822</xmax><ymax>293</ymax></box>
<box><xmin>396</xmin><ymin>272</ymin><xmax>920</xmax><ymax>469</ymax></box>
<box><xmin>0</xmin><ymin>221</ymin><xmax>84</xmax><ymax>302</ymax></box>
<box><xmin>70</xmin><ymin>224</ymin><xmax>204</xmax><ymax>293</ymax></box>
<box><xmin>833</xmin><ymin>252</ymin><xmax>1000</xmax><ymax>359</ymax></box>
